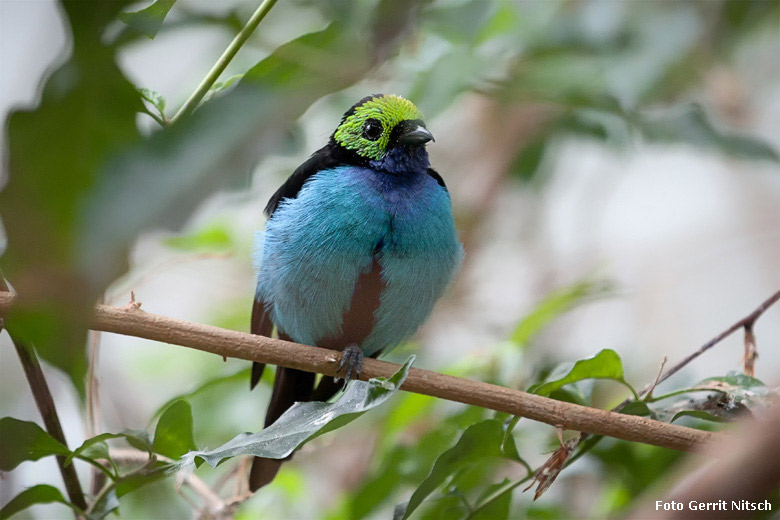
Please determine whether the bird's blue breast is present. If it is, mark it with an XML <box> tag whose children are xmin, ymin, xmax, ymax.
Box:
<box><xmin>254</xmin><ymin>165</ymin><xmax>462</xmax><ymax>356</ymax></box>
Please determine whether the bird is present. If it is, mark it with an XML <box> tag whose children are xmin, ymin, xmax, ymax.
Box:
<box><xmin>249</xmin><ymin>94</ymin><xmax>463</xmax><ymax>491</ymax></box>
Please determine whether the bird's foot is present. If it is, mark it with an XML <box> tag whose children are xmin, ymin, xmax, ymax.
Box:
<box><xmin>337</xmin><ymin>344</ymin><xmax>364</xmax><ymax>386</ymax></box>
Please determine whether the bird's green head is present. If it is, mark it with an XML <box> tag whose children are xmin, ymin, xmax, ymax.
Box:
<box><xmin>333</xmin><ymin>94</ymin><xmax>433</xmax><ymax>161</ymax></box>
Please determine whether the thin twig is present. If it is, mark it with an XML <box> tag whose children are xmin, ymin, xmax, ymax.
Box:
<box><xmin>531</xmin><ymin>289</ymin><xmax>780</xmax><ymax>498</ymax></box>
<box><xmin>169</xmin><ymin>0</ymin><xmax>278</xmax><ymax>124</ymax></box>
<box><xmin>109</xmin><ymin>449</ymin><xmax>240</xmax><ymax>519</ymax></box>
<box><xmin>0</xmin><ymin>291</ymin><xmax>716</xmax><ymax>452</ymax></box>
<box><xmin>0</xmin><ymin>279</ymin><xmax>88</xmax><ymax>515</ymax></box>
<box><xmin>743</xmin><ymin>323</ymin><xmax>757</xmax><ymax>377</ymax></box>
<box><xmin>644</xmin><ymin>289</ymin><xmax>779</xmax><ymax>394</ymax></box>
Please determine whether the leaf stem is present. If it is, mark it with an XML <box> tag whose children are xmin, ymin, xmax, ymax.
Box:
<box><xmin>169</xmin><ymin>0</ymin><xmax>278</xmax><ymax>124</ymax></box>
<box><xmin>644</xmin><ymin>387</ymin><xmax>727</xmax><ymax>404</ymax></box>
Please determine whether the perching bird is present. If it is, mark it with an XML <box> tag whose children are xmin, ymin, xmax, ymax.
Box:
<box><xmin>249</xmin><ymin>94</ymin><xmax>463</xmax><ymax>490</ymax></box>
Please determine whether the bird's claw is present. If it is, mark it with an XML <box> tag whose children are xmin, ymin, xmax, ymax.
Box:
<box><xmin>337</xmin><ymin>345</ymin><xmax>364</xmax><ymax>387</ymax></box>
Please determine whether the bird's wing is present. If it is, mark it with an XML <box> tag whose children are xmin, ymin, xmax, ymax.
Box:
<box><xmin>426</xmin><ymin>167</ymin><xmax>448</xmax><ymax>190</ymax></box>
<box><xmin>249</xmin><ymin>298</ymin><xmax>273</xmax><ymax>389</ymax></box>
<box><xmin>253</xmin><ymin>145</ymin><xmax>342</xmax><ymax>387</ymax></box>
<box><xmin>264</xmin><ymin>145</ymin><xmax>343</xmax><ymax>217</ymax></box>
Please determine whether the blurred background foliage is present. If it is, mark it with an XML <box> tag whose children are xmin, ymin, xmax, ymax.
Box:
<box><xmin>1</xmin><ymin>0</ymin><xmax>779</xmax><ymax>518</ymax></box>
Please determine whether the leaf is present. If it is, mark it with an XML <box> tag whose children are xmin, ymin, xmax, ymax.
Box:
<box><xmin>530</xmin><ymin>349</ymin><xmax>635</xmax><ymax>398</ymax></box>
<box><xmin>138</xmin><ymin>87</ymin><xmax>167</xmax><ymax>121</ymax></box>
<box><xmin>511</xmin><ymin>279</ymin><xmax>615</xmax><ymax>348</ymax></box>
<box><xmin>122</xmin><ymin>429</ymin><xmax>154</xmax><ymax>453</ymax></box>
<box><xmin>180</xmin><ymin>357</ymin><xmax>414</xmax><ymax>473</ymax></box>
<box><xmin>152</xmin><ymin>400</ymin><xmax>197</xmax><ymax>459</ymax></box>
<box><xmin>524</xmin><ymin>436</ymin><xmax>579</xmax><ymax>500</ymax></box>
<box><xmin>0</xmin><ymin>485</ymin><xmax>75</xmax><ymax>520</ymax></box>
<box><xmin>635</xmin><ymin>103</ymin><xmax>779</xmax><ymax>162</ymax></box>
<box><xmin>151</xmin><ymin>368</ymin><xmax>251</xmax><ymax>421</ymax></box>
<box><xmin>210</xmin><ymin>74</ymin><xmax>244</xmax><ymax>94</ymax></box>
<box><xmin>620</xmin><ymin>401</ymin><xmax>653</xmax><ymax>417</ymax></box>
<box><xmin>164</xmin><ymin>223</ymin><xmax>233</xmax><ymax>252</ymax></box>
<box><xmin>698</xmin><ymin>372</ymin><xmax>775</xmax><ymax>408</ymax></box>
<box><xmin>348</xmin><ymin>406</ymin><xmax>486</xmax><ymax>520</ymax></box>
<box><xmin>119</xmin><ymin>0</ymin><xmax>177</xmax><ymax>39</ymax></box>
<box><xmin>401</xmin><ymin>419</ymin><xmax>504</xmax><ymax>519</ymax></box>
<box><xmin>0</xmin><ymin>1</ymin><xmax>142</xmax><ymax>397</ymax></box>
<box><xmin>0</xmin><ymin>418</ymin><xmax>70</xmax><ymax>471</ymax></box>
<box><xmin>114</xmin><ymin>460</ymin><xmax>172</xmax><ymax>497</ymax></box>
<box><xmin>87</xmin><ymin>488</ymin><xmax>119</xmax><ymax>520</ymax></box>
<box><xmin>670</xmin><ymin>410</ymin><xmax>726</xmax><ymax>424</ymax></box>
<box><xmin>78</xmin><ymin>22</ymin><xmax>376</xmax><ymax>296</ymax></box>
<box><xmin>471</xmin><ymin>479</ymin><xmax>513</xmax><ymax>520</ymax></box>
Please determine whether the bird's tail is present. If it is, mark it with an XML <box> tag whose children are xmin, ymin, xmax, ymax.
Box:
<box><xmin>249</xmin><ymin>366</ymin><xmax>314</xmax><ymax>491</ymax></box>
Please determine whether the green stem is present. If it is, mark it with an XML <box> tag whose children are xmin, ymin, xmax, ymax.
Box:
<box><xmin>620</xmin><ymin>378</ymin><xmax>640</xmax><ymax>401</ymax></box>
<box><xmin>169</xmin><ymin>0</ymin><xmax>278</xmax><ymax>124</ymax></box>
<box><xmin>644</xmin><ymin>387</ymin><xmax>726</xmax><ymax>403</ymax></box>
<box><xmin>74</xmin><ymin>455</ymin><xmax>118</xmax><ymax>482</ymax></box>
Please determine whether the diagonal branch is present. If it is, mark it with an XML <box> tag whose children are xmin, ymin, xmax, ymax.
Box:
<box><xmin>0</xmin><ymin>291</ymin><xmax>715</xmax><ymax>453</ymax></box>
<box><xmin>0</xmin><ymin>281</ymin><xmax>88</xmax><ymax>514</ymax></box>
<box><xmin>644</xmin><ymin>289</ymin><xmax>779</xmax><ymax>393</ymax></box>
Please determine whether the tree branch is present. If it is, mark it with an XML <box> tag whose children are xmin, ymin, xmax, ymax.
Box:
<box><xmin>0</xmin><ymin>282</ymin><xmax>88</xmax><ymax>514</ymax></box>
<box><xmin>0</xmin><ymin>291</ymin><xmax>715</xmax><ymax>453</ymax></box>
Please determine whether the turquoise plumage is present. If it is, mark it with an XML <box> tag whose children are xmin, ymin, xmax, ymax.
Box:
<box><xmin>255</xmin><ymin>165</ymin><xmax>462</xmax><ymax>356</ymax></box>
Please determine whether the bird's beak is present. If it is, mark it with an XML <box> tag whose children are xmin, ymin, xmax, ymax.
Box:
<box><xmin>397</xmin><ymin>122</ymin><xmax>434</xmax><ymax>146</ymax></box>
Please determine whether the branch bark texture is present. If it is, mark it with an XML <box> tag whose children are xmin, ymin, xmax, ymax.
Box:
<box><xmin>0</xmin><ymin>292</ymin><xmax>715</xmax><ymax>453</ymax></box>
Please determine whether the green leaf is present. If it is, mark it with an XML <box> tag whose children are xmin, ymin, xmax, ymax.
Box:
<box><xmin>67</xmin><ymin>433</ymin><xmax>123</xmax><ymax>467</ymax></box>
<box><xmin>180</xmin><ymin>357</ymin><xmax>414</xmax><ymax>473</ymax></box>
<box><xmin>635</xmin><ymin>103</ymin><xmax>779</xmax><ymax>162</ymax></box>
<box><xmin>0</xmin><ymin>485</ymin><xmax>75</xmax><ymax>520</ymax></box>
<box><xmin>0</xmin><ymin>418</ymin><xmax>70</xmax><ymax>471</ymax></box>
<box><xmin>0</xmin><ymin>1</ymin><xmax>142</xmax><ymax>397</ymax></box>
<box><xmin>114</xmin><ymin>460</ymin><xmax>172</xmax><ymax>497</ymax></box>
<box><xmin>530</xmin><ymin>349</ymin><xmax>635</xmax><ymax>398</ymax></box>
<box><xmin>210</xmin><ymin>74</ymin><xmax>244</xmax><ymax>94</ymax></box>
<box><xmin>138</xmin><ymin>87</ymin><xmax>167</xmax><ymax>122</ymax></box>
<box><xmin>471</xmin><ymin>479</ymin><xmax>514</xmax><ymax>520</ymax></box>
<box><xmin>152</xmin><ymin>400</ymin><xmax>197</xmax><ymax>459</ymax></box>
<box><xmin>670</xmin><ymin>410</ymin><xmax>726</xmax><ymax>424</ymax></box>
<box><xmin>401</xmin><ymin>419</ymin><xmax>504</xmax><ymax>520</ymax></box>
<box><xmin>620</xmin><ymin>401</ymin><xmax>653</xmax><ymax>417</ymax></box>
<box><xmin>78</xmin><ymin>23</ymin><xmax>377</xmax><ymax>296</ymax></box>
<box><xmin>164</xmin><ymin>223</ymin><xmax>233</xmax><ymax>252</ymax></box>
<box><xmin>121</xmin><ymin>429</ymin><xmax>154</xmax><ymax>453</ymax></box>
<box><xmin>698</xmin><ymin>372</ymin><xmax>774</xmax><ymax>407</ymax></box>
<box><xmin>87</xmin><ymin>488</ymin><xmax>119</xmax><ymax>520</ymax></box>
<box><xmin>347</xmin><ymin>406</ymin><xmax>486</xmax><ymax>520</ymax></box>
<box><xmin>511</xmin><ymin>279</ymin><xmax>615</xmax><ymax>348</ymax></box>
<box><xmin>151</xmin><ymin>368</ymin><xmax>251</xmax><ymax>421</ymax></box>
<box><xmin>119</xmin><ymin>0</ymin><xmax>177</xmax><ymax>39</ymax></box>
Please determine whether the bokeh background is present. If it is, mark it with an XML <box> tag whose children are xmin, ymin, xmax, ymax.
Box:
<box><xmin>1</xmin><ymin>0</ymin><xmax>779</xmax><ymax>518</ymax></box>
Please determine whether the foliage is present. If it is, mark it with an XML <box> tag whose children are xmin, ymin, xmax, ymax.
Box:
<box><xmin>1</xmin><ymin>0</ymin><xmax>778</xmax><ymax>518</ymax></box>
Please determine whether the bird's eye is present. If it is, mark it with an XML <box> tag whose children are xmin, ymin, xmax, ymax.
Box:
<box><xmin>362</xmin><ymin>119</ymin><xmax>383</xmax><ymax>141</ymax></box>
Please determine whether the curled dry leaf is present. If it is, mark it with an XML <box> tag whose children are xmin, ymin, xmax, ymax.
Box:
<box><xmin>524</xmin><ymin>434</ymin><xmax>581</xmax><ymax>500</ymax></box>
